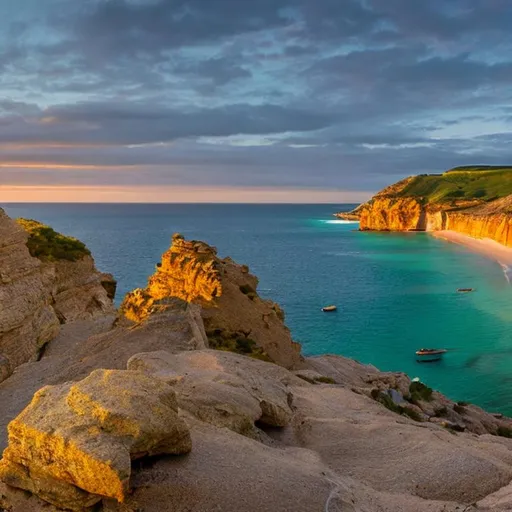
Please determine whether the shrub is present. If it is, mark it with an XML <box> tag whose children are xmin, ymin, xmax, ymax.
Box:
<box><xmin>434</xmin><ymin>406</ymin><xmax>448</xmax><ymax>417</ymax></box>
<box><xmin>16</xmin><ymin>219</ymin><xmax>90</xmax><ymax>262</ymax></box>
<box><xmin>473</xmin><ymin>189</ymin><xmax>486</xmax><ymax>198</ymax></box>
<box><xmin>409</xmin><ymin>382</ymin><xmax>433</xmax><ymax>403</ymax></box>
<box><xmin>235</xmin><ymin>337</ymin><xmax>257</xmax><ymax>354</ymax></box>
<box><xmin>207</xmin><ymin>330</ymin><xmax>272</xmax><ymax>362</ymax></box>
<box><xmin>497</xmin><ymin>426</ymin><xmax>512</xmax><ymax>438</ymax></box>
<box><xmin>453</xmin><ymin>404</ymin><xmax>466</xmax><ymax>415</ymax></box>
<box><xmin>239</xmin><ymin>284</ymin><xmax>256</xmax><ymax>296</ymax></box>
<box><xmin>402</xmin><ymin>407</ymin><xmax>423</xmax><ymax>422</ymax></box>
<box><xmin>372</xmin><ymin>390</ymin><xmax>423</xmax><ymax>421</ymax></box>
<box><xmin>315</xmin><ymin>376</ymin><xmax>336</xmax><ymax>384</ymax></box>
<box><xmin>445</xmin><ymin>190</ymin><xmax>465</xmax><ymax>198</ymax></box>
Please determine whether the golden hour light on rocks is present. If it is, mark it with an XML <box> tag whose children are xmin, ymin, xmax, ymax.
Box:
<box><xmin>3</xmin><ymin>1</ymin><xmax>512</xmax><ymax>511</ymax></box>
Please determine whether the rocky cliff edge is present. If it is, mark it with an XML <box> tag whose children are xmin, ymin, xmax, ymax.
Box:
<box><xmin>0</xmin><ymin>210</ymin><xmax>116</xmax><ymax>382</ymax></box>
<box><xmin>121</xmin><ymin>233</ymin><xmax>303</xmax><ymax>369</ymax></box>
<box><xmin>337</xmin><ymin>172</ymin><xmax>512</xmax><ymax>246</ymax></box>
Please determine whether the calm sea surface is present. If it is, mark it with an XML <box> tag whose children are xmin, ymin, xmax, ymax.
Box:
<box><xmin>4</xmin><ymin>203</ymin><xmax>512</xmax><ymax>414</ymax></box>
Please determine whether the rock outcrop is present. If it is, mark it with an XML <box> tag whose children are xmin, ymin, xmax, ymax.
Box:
<box><xmin>0</xmin><ymin>368</ymin><xmax>191</xmax><ymax>510</ymax></box>
<box><xmin>121</xmin><ymin>233</ymin><xmax>302</xmax><ymax>369</ymax></box>
<box><xmin>0</xmin><ymin>209</ymin><xmax>116</xmax><ymax>382</ymax></box>
<box><xmin>338</xmin><ymin>172</ymin><xmax>512</xmax><ymax>246</ymax></box>
<box><xmin>444</xmin><ymin>196</ymin><xmax>512</xmax><ymax>247</ymax></box>
<box><xmin>128</xmin><ymin>350</ymin><xmax>296</xmax><ymax>436</ymax></box>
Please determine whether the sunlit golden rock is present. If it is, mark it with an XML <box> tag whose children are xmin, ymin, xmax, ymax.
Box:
<box><xmin>121</xmin><ymin>233</ymin><xmax>303</xmax><ymax>369</ymax></box>
<box><xmin>0</xmin><ymin>369</ymin><xmax>191</xmax><ymax>510</ymax></box>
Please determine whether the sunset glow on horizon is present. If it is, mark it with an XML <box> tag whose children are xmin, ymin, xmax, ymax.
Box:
<box><xmin>1</xmin><ymin>1</ymin><xmax>511</xmax><ymax>203</ymax></box>
<box><xmin>1</xmin><ymin>185</ymin><xmax>370</xmax><ymax>204</ymax></box>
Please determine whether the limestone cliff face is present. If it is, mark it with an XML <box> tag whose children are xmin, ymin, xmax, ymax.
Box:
<box><xmin>358</xmin><ymin>197</ymin><xmax>425</xmax><ymax>231</ymax></box>
<box><xmin>121</xmin><ymin>233</ymin><xmax>303</xmax><ymax>369</ymax></box>
<box><xmin>0</xmin><ymin>208</ymin><xmax>116</xmax><ymax>381</ymax></box>
<box><xmin>444</xmin><ymin>212</ymin><xmax>512</xmax><ymax>247</ymax></box>
<box><xmin>343</xmin><ymin>176</ymin><xmax>512</xmax><ymax>247</ymax></box>
<box><xmin>356</xmin><ymin>196</ymin><xmax>512</xmax><ymax>246</ymax></box>
<box><xmin>443</xmin><ymin>197</ymin><xmax>512</xmax><ymax>247</ymax></box>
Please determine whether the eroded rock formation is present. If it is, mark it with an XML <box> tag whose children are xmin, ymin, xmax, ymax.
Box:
<box><xmin>121</xmin><ymin>233</ymin><xmax>303</xmax><ymax>369</ymax></box>
<box><xmin>0</xmin><ymin>368</ymin><xmax>191</xmax><ymax>510</ymax></box>
<box><xmin>338</xmin><ymin>175</ymin><xmax>512</xmax><ymax>246</ymax></box>
<box><xmin>0</xmin><ymin>209</ymin><xmax>116</xmax><ymax>382</ymax></box>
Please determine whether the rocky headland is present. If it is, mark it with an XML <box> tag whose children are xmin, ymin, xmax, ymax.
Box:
<box><xmin>337</xmin><ymin>167</ymin><xmax>512</xmax><ymax>248</ymax></box>
<box><xmin>2</xmin><ymin>207</ymin><xmax>512</xmax><ymax>511</ymax></box>
<box><xmin>0</xmin><ymin>212</ymin><xmax>116</xmax><ymax>383</ymax></box>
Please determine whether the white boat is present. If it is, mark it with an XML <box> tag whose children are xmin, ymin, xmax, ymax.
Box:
<box><xmin>415</xmin><ymin>348</ymin><xmax>447</xmax><ymax>362</ymax></box>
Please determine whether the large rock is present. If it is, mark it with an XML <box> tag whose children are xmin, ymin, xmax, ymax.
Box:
<box><xmin>0</xmin><ymin>209</ymin><xmax>60</xmax><ymax>376</ymax></box>
<box><xmin>0</xmin><ymin>369</ymin><xmax>191</xmax><ymax>510</ymax></box>
<box><xmin>121</xmin><ymin>233</ymin><xmax>303</xmax><ymax>369</ymax></box>
<box><xmin>128</xmin><ymin>350</ymin><xmax>298</xmax><ymax>436</ymax></box>
<box><xmin>0</xmin><ymin>209</ymin><xmax>116</xmax><ymax>382</ymax></box>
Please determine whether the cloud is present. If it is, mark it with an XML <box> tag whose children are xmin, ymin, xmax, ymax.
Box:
<box><xmin>1</xmin><ymin>0</ymin><xmax>512</xmax><ymax>199</ymax></box>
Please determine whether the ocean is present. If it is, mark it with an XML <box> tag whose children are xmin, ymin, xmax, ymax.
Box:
<box><xmin>4</xmin><ymin>203</ymin><xmax>512</xmax><ymax>414</ymax></box>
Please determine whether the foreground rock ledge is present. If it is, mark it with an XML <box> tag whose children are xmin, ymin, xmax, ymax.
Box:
<box><xmin>0</xmin><ymin>369</ymin><xmax>191</xmax><ymax>510</ymax></box>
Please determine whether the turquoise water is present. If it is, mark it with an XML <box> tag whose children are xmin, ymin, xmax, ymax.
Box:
<box><xmin>4</xmin><ymin>203</ymin><xmax>512</xmax><ymax>414</ymax></box>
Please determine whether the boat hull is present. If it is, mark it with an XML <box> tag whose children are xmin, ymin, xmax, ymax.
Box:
<box><xmin>416</xmin><ymin>354</ymin><xmax>444</xmax><ymax>362</ymax></box>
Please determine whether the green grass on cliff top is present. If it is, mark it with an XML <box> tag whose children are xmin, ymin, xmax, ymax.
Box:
<box><xmin>16</xmin><ymin>218</ymin><xmax>91</xmax><ymax>262</ymax></box>
<box><xmin>397</xmin><ymin>168</ymin><xmax>512</xmax><ymax>204</ymax></box>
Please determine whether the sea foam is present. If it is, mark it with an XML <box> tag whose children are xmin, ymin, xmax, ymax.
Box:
<box><xmin>500</xmin><ymin>263</ymin><xmax>512</xmax><ymax>284</ymax></box>
<box><xmin>323</xmin><ymin>219</ymin><xmax>359</xmax><ymax>224</ymax></box>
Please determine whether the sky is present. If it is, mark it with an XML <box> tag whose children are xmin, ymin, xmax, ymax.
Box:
<box><xmin>1</xmin><ymin>0</ymin><xmax>512</xmax><ymax>203</ymax></box>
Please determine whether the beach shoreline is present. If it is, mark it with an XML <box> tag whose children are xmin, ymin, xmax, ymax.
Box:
<box><xmin>432</xmin><ymin>230</ymin><xmax>512</xmax><ymax>269</ymax></box>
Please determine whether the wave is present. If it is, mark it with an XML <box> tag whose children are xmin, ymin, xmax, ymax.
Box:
<box><xmin>500</xmin><ymin>263</ymin><xmax>512</xmax><ymax>284</ymax></box>
<box><xmin>322</xmin><ymin>219</ymin><xmax>359</xmax><ymax>224</ymax></box>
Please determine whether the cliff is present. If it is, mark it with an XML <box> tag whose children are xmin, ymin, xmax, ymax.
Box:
<box><xmin>0</xmin><ymin>211</ymin><xmax>116</xmax><ymax>382</ymax></box>
<box><xmin>338</xmin><ymin>168</ymin><xmax>512</xmax><ymax>246</ymax></box>
<box><xmin>121</xmin><ymin>233</ymin><xmax>303</xmax><ymax>369</ymax></box>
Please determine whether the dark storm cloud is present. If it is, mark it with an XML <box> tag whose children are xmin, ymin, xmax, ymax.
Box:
<box><xmin>1</xmin><ymin>0</ymin><xmax>512</xmax><ymax>193</ymax></box>
<box><xmin>0</xmin><ymin>102</ymin><xmax>334</xmax><ymax>145</ymax></box>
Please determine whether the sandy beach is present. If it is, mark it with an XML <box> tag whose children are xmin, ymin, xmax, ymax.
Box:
<box><xmin>432</xmin><ymin>230</ymin><xmax>512</xmax><ymax>267</ymax></box>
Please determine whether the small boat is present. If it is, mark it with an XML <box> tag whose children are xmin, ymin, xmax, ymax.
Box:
<box><xmin>457</xmin><ymin>288</ymin><xmax>474</xmax><ymax>293</ymax></box>
<box><xmin>415</xmin><ymin>348</ymin><xmax>447</xmax><ymax>363</ymax></box>
<box><xmin>322</xmin><ymin>305</ymin><xmax>337</xmax><ymax>312</ymax></box>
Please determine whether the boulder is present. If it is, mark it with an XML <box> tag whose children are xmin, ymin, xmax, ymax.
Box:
<box><xmin>128</xmin><ymin>350</ymin><xmax>298</xmax><ymax>435</ymax></box>
<box><xmin>0</xmin><ymin>369</ymin><xmax>191</xmax><ymax>510</ymax></box>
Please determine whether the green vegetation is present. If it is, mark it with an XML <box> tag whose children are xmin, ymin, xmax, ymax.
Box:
<box><xmin>453</xmin><ymin>403</ymin><xmax>466</xmax><ymax>415</ymax></box>
<box><xmin>297</xmin><ymin>374</ymin><xmax>337</xmax><ymax>385</ymax></box>
<box><xmin>371</xmin><ymin>389</ymin><xmax>424</xmax><ymax>422</ymax></box>
<box><xmin>395</xmin><ymin>168</ymin><xmax>512</xmax><ymax>204</ymax></box>
<box><xmin>497</xmin><ymin>426</ymin><xmax>512</xmax><ymax>438</ymax></box>
<box><xmin>447</xmin><ymin>165</ymin><xmax>512</xmax><ymax>173</ymax></box>
<box><xmin>315</xmin><ymin>376</ymin><xmax>336</xmax><ymax>384</ymax></box>
<box><xmin>207</xmin><ymin>329</ymin><xmax>272</xmax><ymax>362</ymax></box>
<box><xmin>409</xmin><ymin>382</ymin><xmax>433</xmax><ymax>403</ymax></box>
<box><xmin>16</xmin><ymin>218</ymin><xmax>91</xmax><ymax>262</ymax></box>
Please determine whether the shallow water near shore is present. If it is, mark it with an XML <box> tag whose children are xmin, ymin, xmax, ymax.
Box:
<box><xmin>4</xmin><ymin>203</ymin><xmax>512</xmax><ymax>414</ymax></box>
